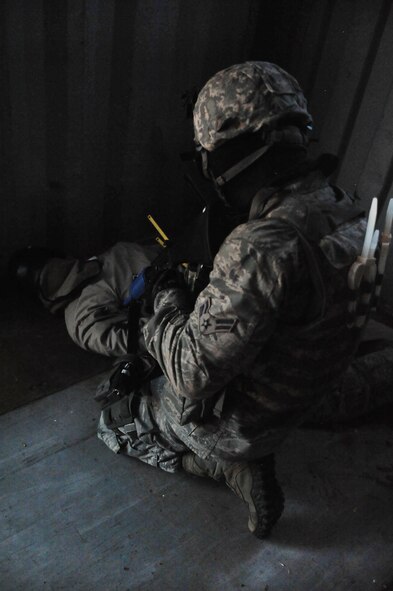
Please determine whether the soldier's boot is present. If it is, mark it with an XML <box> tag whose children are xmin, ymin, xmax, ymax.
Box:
<box><xmin>182</xmin><ymin>452</ymin><xmax>284</xmax><ymax>539</ymax></box>
<box><xmin>8</xmin><ymin>246</ymin><xmax>64</xmax><ymax>297</ymax></box>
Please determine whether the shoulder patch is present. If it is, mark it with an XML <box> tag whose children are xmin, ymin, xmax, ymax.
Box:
<box><xmin>199</xmin><ymin>298</ymin><xmax>238</xmax><ymax>335</ymax></box>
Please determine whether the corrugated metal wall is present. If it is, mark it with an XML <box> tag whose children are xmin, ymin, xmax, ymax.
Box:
<box><xmin>0</xmin><ymin>0</ymin><xmax>261</xmax><ymax>265</ymax></box>
<box><xmin>1</xmin><ymin>0</ymin><xmax>393</xmax><ymax>312</ymax></box>
<box><xmin>285</xmin><ymin>0</ymin><xmax>393</xmax><ymax>313</ymax></box>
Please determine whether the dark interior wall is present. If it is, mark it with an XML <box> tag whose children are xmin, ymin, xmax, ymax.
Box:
<box><xmin>0</xmin><ymin>0</ymin><xmax>263</xmax><ymax>268</ymax></box>
<box><xmin>1</xmin><ymin>0</ymin><xmax>393</xmax><ymax>312</ymax></box>
<box><xmin>283</xmin><ymin>0</ymin><xmax>393</xmax><ymax>314</ymax></box>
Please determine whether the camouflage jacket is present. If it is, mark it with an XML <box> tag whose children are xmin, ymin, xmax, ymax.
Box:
<box><xmin>143</xmin><ymin>168</ymin><xmax>366</xmax><ymax>428</ymax></box>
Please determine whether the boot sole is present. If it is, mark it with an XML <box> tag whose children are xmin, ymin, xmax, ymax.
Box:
<box><xmin>248</xmin><ymin>462</ymin><xmax>285</xmax><ymax>539</ymax></box>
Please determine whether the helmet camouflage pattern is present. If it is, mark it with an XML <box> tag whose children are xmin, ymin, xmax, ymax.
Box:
<box><xmin>194</xmin><ymin>61</ymin><xmax>313</xmax><ymax>152</ymax></box>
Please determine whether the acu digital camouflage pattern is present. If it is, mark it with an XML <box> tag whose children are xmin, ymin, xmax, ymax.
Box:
<box><xmin>96</xmin><ymin>170</ymin><xmax>393</xmax><ymax>471</ymax></box>
<box><xmin>137</xmin><ymin>169</ymin><xmax>372</xmax><ymax>464</ymax></box>
<box><xmin>90</xmin><ymin>61</ymin><xmax>387</xmax><ymax>468</ymax></box>
<box><xmin>98</xmin><ymin>168</ymin><xmax>393</xmax><ymax>471</ymax></box>
<box><xmin>193</xmin><ymin>61</ymin><xmax>313</xmax><ymax>151</ymax></box>
<box><xmin>143</xmin><ymin>169</ymin><xmax>366</xmax><ymax>406</ymax></box>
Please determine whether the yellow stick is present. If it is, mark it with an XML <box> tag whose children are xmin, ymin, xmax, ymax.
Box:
<box><xmin>155</xmin><ymin>236</ymin><xmax>167</xmax><ymax>248</ymax></box>
<box><xmin>147</xmin><ymin>214</ymin><xmax>169</xmax><ymax>242</ymax></box>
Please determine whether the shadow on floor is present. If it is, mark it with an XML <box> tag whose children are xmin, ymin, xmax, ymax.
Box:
<box><xmin>1</xmin><ymin>375</ymin><xmax>392</xmax><ymax>591</ymax></box>
<box><xmin>0</xmin><ymin>285</ymin><xmax>111</xmax><ymax>414</ymax></box>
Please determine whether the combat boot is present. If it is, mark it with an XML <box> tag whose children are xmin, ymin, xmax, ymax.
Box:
<box><xmin>182</xmin><ymin>452</ymin><xmax>284</xmax><ymax>539</ymax></box>
<box><xmin>8</xmin><ymin>246</ymin><xmax>64</xmax><ymax>297</ymax></box>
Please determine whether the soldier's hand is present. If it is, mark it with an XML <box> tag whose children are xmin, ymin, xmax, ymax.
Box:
<box><xmin>144</xmin><ymin>266</ymin><xmax>186</xmax><ymax>307</ymax></box>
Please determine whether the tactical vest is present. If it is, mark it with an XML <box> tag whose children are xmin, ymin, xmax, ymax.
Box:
<box><xmin>101</xmin><ymin>184</ymin><xmax>366</xmax><ymax>434</ymax></box>
<box><xmin>178</xmin><ymin>184</ymin><xmax>365</xmax><ymax>426</ymax></box>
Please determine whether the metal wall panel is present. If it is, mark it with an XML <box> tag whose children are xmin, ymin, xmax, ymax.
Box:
<box><xmin>0</xmin><ymin>0</ymin><xmax>261</xmax><ymax>271</ymax></box>
<box><xmin>281</xmin><ymin>0</ymin><xmax>393</xmax><ymax>312</ymax></box>
<box><xmin>1</xmin><ymin>0</ymin><xmax>392</xmax><ymax>313</ymax></box>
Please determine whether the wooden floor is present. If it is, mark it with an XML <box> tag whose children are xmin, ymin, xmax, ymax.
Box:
<box><xmin>1</xmin><ymin>372</ymin><xmax>393</xmax><ymax>591</ymax></box>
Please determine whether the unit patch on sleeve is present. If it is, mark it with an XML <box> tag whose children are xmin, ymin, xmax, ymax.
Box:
<box><xmin>199</xmin><ymin>298</ymin><xmax>238</xmax><ymax>335</ymax></box>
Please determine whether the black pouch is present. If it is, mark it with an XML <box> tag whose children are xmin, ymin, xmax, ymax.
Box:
<box><xmin>99</xmin><ymin>378</ymin><xmax>151</xmax><ymax>445</ymax></box>
<box><xmin>95</xmin><ymin>354</ymin><xmax>158</xmax><ymax>409</ymax></box>
<box><xmin>99</xmin><ymin>387</ymin><xmax>140</xmax><ymax>446</ymax></box>
<box><xmin>105</xmin><ymin>395</ymin><xmax>134</xmax><ymax>429</ymax></box>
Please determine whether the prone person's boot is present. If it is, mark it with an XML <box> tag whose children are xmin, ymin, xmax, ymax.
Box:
<box><xmin>182</xmin><ymin>452</ymin><xmax>284</xmax><ymax>539</ymax></box>
<box><xmin>8</xmin><ymin>246</ymin><xmax>64</xmax><ymax>297</ymax></box>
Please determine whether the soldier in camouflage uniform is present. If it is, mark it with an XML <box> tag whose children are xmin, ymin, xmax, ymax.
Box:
<box><xmin>94</xmin><ymin>62</ymin><xmax>393</xmax><ymax>538</ymax></box>
<box><xmin>11</xmin><ymin>62</ymin><xmax>393</xmax><ymax>538</ymax></box>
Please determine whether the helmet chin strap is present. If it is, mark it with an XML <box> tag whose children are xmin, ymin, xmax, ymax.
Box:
<box><xmin>199</xmin><ymin>148</ymin><xmax>231</xmax><ymax>207</ymax></box>
<box><xmin>201</xmin><ymin>126</ymin><xmax>310</xmax><ymax>190</ymax></box>
<box><xmin>199</xmin><ymin>143</ymin><xmax>273</xmax><ymax>211</ymax></box>
<box><xmin>198</xmin><ymin>126</ymin><xmax>310</xmax><ymax>210</ymax></box>
<box><xmin>199</xmin><ymin>143</ymin><xmax>272</xmax><ymax>208</ymax></box>
<box><xmin>199</xmin><ymin>142</ymin><xmax>270</xmax><ymax>188</ymax></box>
<box><xmin>214</xmin><ymin>145</ymin><xmax>271</xmax><ymax>187</ymax></box>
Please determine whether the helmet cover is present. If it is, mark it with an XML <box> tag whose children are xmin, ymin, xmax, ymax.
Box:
<box><xmin>194</xmin><ymin>61</ymin><xmax>312</xmax><ymax>152</ymax></box>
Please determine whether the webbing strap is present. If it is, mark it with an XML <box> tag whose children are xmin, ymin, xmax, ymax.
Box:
<box><xmin>127</xmin><ymin>299</ymin><xmax>141</xmax><ymax>354</ymax></box>
<box><xmin>215</xmin><ymin>145</ymin><xmax>271</xmax><ymax>186</ymax></box>
<box><xmin>275</xmin><ymin>218</ymin><xmax>327</xmax><ymax>326</ymax></box>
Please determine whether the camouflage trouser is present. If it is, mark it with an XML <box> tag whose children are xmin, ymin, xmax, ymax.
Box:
<box><xmin>97</xmin><ymin>375</ymin><xmax>286</xmax><ymax>473</ymax></box>
<box><xmin>38</xmin><ymin>242</ymin><xmax>393</xmax><ymax>471</ymax></box>
<box><xmin>97</xmin><ymin>339</ymin><xmax>393</xmax><ymax>473</ymax></box>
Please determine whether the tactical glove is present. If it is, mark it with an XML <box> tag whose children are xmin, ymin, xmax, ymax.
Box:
<box><xmin>143</xmin><ymin>266</ymin><xmax>186</xmax><ymax>307</ymax></box>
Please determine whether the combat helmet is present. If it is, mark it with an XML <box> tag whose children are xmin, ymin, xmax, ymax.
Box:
<box><xmin>193</xmin><ymin>61</ymin><xmax>313</xmax><ymax>188</ymax></box>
